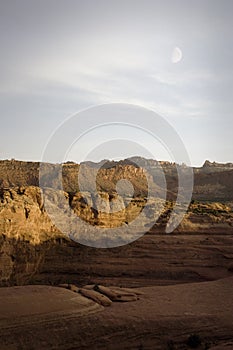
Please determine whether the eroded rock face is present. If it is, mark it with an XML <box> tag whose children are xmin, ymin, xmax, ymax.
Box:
<box><xmin>0</xmin><ymin>186</ymin><xmax>145</xmax><ymax>285</ymax></box>
<box><xmin>0</xmin><ymin>186</ymin><xmax>147</xmax><ymax>242</ymax></box>
<box><xmin>0</xmin><ymin>187</ymin><xmax>63</xmax><ymax>286</ymax></box>
<box><xmin>0</xmin><ymin>184</ymin><xmax>233</xmax><ymax>287</ymax></box>
<box><xmin>0</xmin><ymin>240</ymin><xmax>14</xmax><ymax>282</ymax></box>
<box><xmin>0</xmin><ymin>186</ymin><xmax>61</xmax><ymax>244</ymax></box>
<box><xmin>0</xmin><ymin>185</ymin><xmax>233</xmax><ymax>246</ymax></box>
<box><xmin>70</xmin><ymin>190</ymin><xmax>145</xmax><ymax>228</ymax></box>
<box><xmin>1</xmin><ymin>158</ymin><xmax>233</xmax><ymax>202</ymax></box>
<box><xmin>0</xmin><ymin>236</ymin><xmax>49</xmax><ymax>286</ymax></box>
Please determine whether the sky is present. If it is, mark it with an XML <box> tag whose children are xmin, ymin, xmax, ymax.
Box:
<box><xmin>0</xmin><ymin>0</ymin><xmax>232</xmax><ymax>166</ymax></box>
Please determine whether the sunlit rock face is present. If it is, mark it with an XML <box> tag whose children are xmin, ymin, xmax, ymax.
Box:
<box><xmin>0</xmin><ymin>186</ymin><xmax>61</xmax><ymax>244</ymax></box>
<box><xmin>1</xmin><ymin>158</ymin><xmax>233</xmax><ymax>202</ymax></box>
<box><xmin>0</xmin><ymin>185</ymin><xmax>232</xmax><ymax>287</ymax></box>
<box><xmin>0</xmin><ymin>186</ymin><xmax>60</xmax><ymax>286</ymax></box>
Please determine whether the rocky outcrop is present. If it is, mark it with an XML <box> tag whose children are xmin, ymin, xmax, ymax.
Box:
<box><xmin>0</xmin><ymin>187</ymin><xmax>63</xmax><ymax>286</ymax></box>
<box><xmin>202</xmin><ymin>160</ymin><xmax>233</xmax><ymax>171</ymax></box>
<box><xmin>59</xmin><ymin>283</ymin><xmax>139</xmax><ymax>305</ymax></box>
<box><xmin>0</xmin><ymin>158</ymin><xmax>233</xmax><ymax>287</ymax></box>
<box><xmin>0</xmin><ymin>160</ymin><xmax>39</xmax><ymax>188</ymax></box>
<box><xmin>0</xmin><ymin>236</ymin><xmax>49</xmax><ymax>286</ymax></box>
<box><xmin>79</xmin><ymin>288</ymin><xmax>112</xmax><ymax>306</ymax></box>
<box><xmin>1</xmin><ymin>158</ymin><xmax>233</xmax><ymax>201</ymax></box>
<box><xmin>0</xmin><ymin>186</ymin><xmax>62</xmax><ymax>244</ymax></box>
<box><xmin>1</xmin><ymin>185</ymin><xmax>231</xmax><ymax>244</ymax></box>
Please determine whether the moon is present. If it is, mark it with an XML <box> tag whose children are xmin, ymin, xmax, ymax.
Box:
<box><xmin>171</xmin><ymin>47</ymin><xmax>183</xmax><ymax>63</ymax></box>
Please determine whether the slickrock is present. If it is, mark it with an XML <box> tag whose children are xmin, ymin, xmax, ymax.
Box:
<box><xmin>109</xmin><ymin>286</ymin><xmax>145</xmax><ymax>296</ymax></box>
<box><xmin>58</xmin><ymin>283</ymin><xmax>79</xmax><ymax>293</ymax></box>
<box><xmin>60</xmin><ymin>283</ymin><xmax>139</xmax><ymax>304</ymax></box>
<box><xmin>93</xmin><ymin>285</ymin><xmax>119</xmax><ymax>301</ymax></box>
<box><xmin>83</xmin><ymin>284</ymin><xmax>139</xmax><ymax>302</ymax></box>
<box><xmin>79</xmin><ymin>288</ymin><xmax>112</xmax><ymax>307</ymax></box>
<box><xmin>82</xmin><ymin>284</ymin><xmax>96</xmax><ymax>290</ymax></box>
<box><xmin>0</xmin><ymin>285</ymin><xmax>103</xmax><ymax>321</ymax></box>
<box><xmin>115</xmin><ymin>294</ymin><xmax>138</xmax><ymax>302</ymax></box>
<box><xmin>68</xmin><ymin>284</ymin><xmax>79</xmax><ymax>292</ymax></box>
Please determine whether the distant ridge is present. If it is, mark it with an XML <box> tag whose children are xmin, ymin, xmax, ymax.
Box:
<box><xmin>0</xmin><ymin>157</ymin><xmax>233</xmax><ymax>201</ymax></box>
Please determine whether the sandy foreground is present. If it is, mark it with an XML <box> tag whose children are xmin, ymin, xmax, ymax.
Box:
<box><xmin>0</xmin><ymin>278</ymin><xmax>233</xmax><ymax>349</ymax></box>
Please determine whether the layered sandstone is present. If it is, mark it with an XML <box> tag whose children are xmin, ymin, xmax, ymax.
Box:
<box><xmin>1</xmin><ymin>158</ymin><xmax>233</xmax><ymax>201</ymax></box>
<box><xmin>0</xmin><ymin>184</ymin><xmax>232</xmax><ymax>286</ymax></box>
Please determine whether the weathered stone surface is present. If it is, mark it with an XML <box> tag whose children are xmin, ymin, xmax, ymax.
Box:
<box><xmin>1</xmin><ymin>158</ymin><xmax>233</xmax><ymax>202</ymax></box>
<box><xmin>83</xmin><ymin>284</ymin><xmax>96</xmax><ymax>290</ymax></box>
<box><xmin>94</xmin><ymin>285</ymin><xmax>119</xmax><ymax>301</ymax></box>
<box><xmin>0</xmin><ymin>186</ymin><xmax>63</xmax><ymax>244</ymax></box>
<box><xmin>114</xmin><ymin>294</ymin><xmax>138</xmax><ymax>302</ymax></box>
<box><xmin>93</xmin><ymin>285</ymin><xmax>139</xmax><ymax>302</ymax></box>
<box><xmin>0</xmin><ymin>159</ymin><xmax>233</xmax><ymax>287</ymax></box>
<box><xmin>79</xmin><ymin>288</ymin><xmax>112</xmax><ymax>306</ymax></box>
<box><xmin>0</xmin><ymin>240</ymin><xmax>14</xmax><ymax>282</ymax></box>
<box><xmin>109</xmin><ymin>286</ymin><xmax>145</xmax><ymax>296</ymax></box>
<box><xmin>68</xmin><ymin>284</ymin><xmax>79</xmax><ymax>292</ymax></box>
<box><xmin>0</xmin><ymin>236</ymin><xmax>48</xmax><ymax>286</ymax></box>
<box><xmin>58</xmin><ymin>283</ymin><xmax>140</xmax><ymax>303</ymax></box>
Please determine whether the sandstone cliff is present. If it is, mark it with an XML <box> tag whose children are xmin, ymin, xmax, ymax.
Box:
<box><xmin>1</xmin><ymin>158</ymin><xmax>233</xmax><ymax>201</ymax></box>
<box><xmin>0</xmin><ymin>158</ymin><xmax>233</xmax><ymax>287</ymax></box>
<box><xmin>0</xmin><ymin>184</ymin><xmax>232</xmax><ymax>286</ymax></box>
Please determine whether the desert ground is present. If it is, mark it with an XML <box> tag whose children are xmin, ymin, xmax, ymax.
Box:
<box><xmin>1</xmin><ymin>232</ymin><xmax>233</xmax><ymax>349</ymax></box>
<box><xmin>0</xmin><ymin>159</ymin><xmax>233</xmax><ymax>349</ymax></box>
<box><xmin>1</xmin><ymin>277</ymin><xmax>233</xmax><ymax>349</ymax></box>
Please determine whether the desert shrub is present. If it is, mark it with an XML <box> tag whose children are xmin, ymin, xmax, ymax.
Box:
<box><xmin>187</xmin><ymin>334</ymin><xmax>202</xmax><ymax>348</ymax></box>
<box><xmin>228</xmin><ymin>262</ymin><xmax>233</xmax><ymax>272</ymax></box>
<box><xmin>167</xmin><ymin>339</ymin><xmax>175</xmax><ymax>349</ymax></box>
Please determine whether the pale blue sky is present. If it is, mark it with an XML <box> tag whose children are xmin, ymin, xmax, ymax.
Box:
<box><xmin>0</xmin><ymin>0</ymin><xmax>232</xmax><ymax>166</ymax></box>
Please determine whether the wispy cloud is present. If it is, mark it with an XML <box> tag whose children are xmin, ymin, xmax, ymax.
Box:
<box><xmin>0</xmin><ymin>0</ymin><xmax>233</xmax><ymax>165</ymax></box>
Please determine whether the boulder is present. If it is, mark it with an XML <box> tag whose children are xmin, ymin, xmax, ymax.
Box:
<box><xmin>82</xmin><ymin>284</ymin><xmax>96</xmax><ymax>290</ymax></box>
<box><xmin>94</xmin><ymin>285</ymin><xmax>119</xmax><ymax>301</ymax></box>
<box><xmin>79</xmin><ymin>288</ymin><xmax>112</xmax><ymax>307</ymax></box>
<box><xmin>68</xmin><ymin>284</ymin><xmax>79</xmax><ymax>292</ymax></box>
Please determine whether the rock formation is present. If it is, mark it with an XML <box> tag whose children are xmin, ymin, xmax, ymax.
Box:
<box><xmin>0</xmin><ymin>158</ymin><xmax>233</xmax><ymax>287</ymax></box>
<box><xmin>59</xmin><ymin>283</ymin><xmax>139</xmax><ymax>305</ymax></box>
